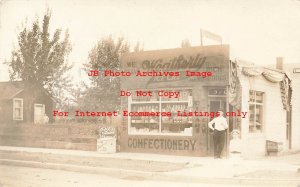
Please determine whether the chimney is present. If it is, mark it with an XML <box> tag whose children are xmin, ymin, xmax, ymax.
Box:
<box><xmin>276</xmin><ymin>57</ymin><xmax>284</xmax><ymax>70</ymax></box>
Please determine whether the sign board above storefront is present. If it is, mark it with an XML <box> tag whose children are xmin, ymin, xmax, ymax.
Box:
<box><xmin>121</xmin><ymin>45</ymin><xmax>230</xmax><ymax>89</ymax></box>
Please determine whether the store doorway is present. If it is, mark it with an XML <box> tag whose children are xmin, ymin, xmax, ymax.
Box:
<box><xmin>207</xmin><ymin>99</ymin><xmax>227</xmax><ymax>156</ymax></box>
<box><xmin>34</xmin><ymin>104</ymin><xmax>45</xmax><ymax>124</ymax></box>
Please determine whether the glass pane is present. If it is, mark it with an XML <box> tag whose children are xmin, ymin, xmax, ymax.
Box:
<box><xmin>161</xmin><ymin>103</ymin><xmax>192</xmax><ymax>135</ymax></box>
<box><xmin>249</xmin><ymin>105</ymin><xmax>255</xmax><ymax>121</ymax></box>
<box><xmin>249</xmin><ymin>125</ymin><xmax>255</xmax><ymax>132</ymax></box>
<box><xmin>209</xmin><ymin>88</ymin><xmax>226</xmax><ymax>96</ymax></box>
<box><xmin>15</xmin><ymin>108</ymin><xmax>21</xmax><ymax>118</ymax></box>
<box><xmin>256</xmin><ymin>92</ymin><xmax>263</xmax><ymax>103</ymax></box>
<box><xmin>255</xmin><ymin>105</ymin><xmax>263</xmax><ymax>131</ymax></box>
<box><xmin>249</xmin><ymin>91</ymin><xmax>255</xmax><ymax>102</ymax></box>
<box><xmin>15</xmin><ymin>100</ymin><xmax>22</xmax><ymax>108</ymax></box>
<box><xmin>179</xmin><ymin>90</ymin><xmax>191</xmax><ymax>101</ymax></box>
<box><xmin>249</xmin><ymin>104</ymin><xmax>255</xmax><ymax>132</ymax></box>
<box><xmin>131</xmin><ymin>90</ymin><xmax>159</xmax><ymax>102</ymax></box>
<box><xmin>160</xmin><ymin>89</ymin><xmax>180</xmax><ymax>101</ymax></box>
<box><xmin>130</xmin><ymin>103</ymin><xmax>159</xmax><ymax>134</ymax></box>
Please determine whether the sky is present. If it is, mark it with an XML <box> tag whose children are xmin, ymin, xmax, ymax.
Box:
<box><xmin>1</xmin><ymin>0</ymin><xmax>300</xmax><ymax>82</ymax></box>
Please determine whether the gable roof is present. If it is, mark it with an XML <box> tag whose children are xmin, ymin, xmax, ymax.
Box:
<box><xmin>0</xmin><ymin>81</ymin><xmax>24</xmax><ymax>100</ymax></box>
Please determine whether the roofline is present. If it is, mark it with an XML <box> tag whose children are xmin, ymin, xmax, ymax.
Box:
<box><xmin>9</xmin><ymin>89</ymin><xmax>24</xmax><ymax>99</ymax></box>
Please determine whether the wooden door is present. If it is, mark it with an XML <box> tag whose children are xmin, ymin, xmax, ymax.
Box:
<box><xmin>34</xmin><ymin>104</ymin><xmax>45</xmax><ymax>124</ymax></box>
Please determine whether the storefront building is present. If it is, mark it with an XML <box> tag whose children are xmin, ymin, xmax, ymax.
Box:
<box><xmin>119</xmin><ymin>45</ymin><xmax>239</xmax><ymax>156</ymax></box>
<box><xmin>119</xmin><ymin>45</ymin><xmax>298</xmax><ymax>158</ymax></box>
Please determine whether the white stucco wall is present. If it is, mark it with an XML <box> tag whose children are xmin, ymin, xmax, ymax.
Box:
<box><xmin>240</xmin><ymin>71</ymin><xmax>287</xmax><ymax>158</ymax></box>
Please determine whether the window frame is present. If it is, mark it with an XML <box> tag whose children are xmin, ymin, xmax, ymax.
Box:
<box><xmin>249</xmin><ymin>90</ymin><xmax>264</xmax><ymax>133</ymax></box>
<box><xmin>127</xmin><ymin>88</ymin><xmax>193</xmax><ymax>136</ymax></box>
<box><xmin>34</xmin><ymin>103</ymin><xmax>46</xmax><ymax>124</ymax></box>
<box><xmin>13</xmin><ymin>98</ymin><xmax>24</xmax><ymax>121</ymax></box>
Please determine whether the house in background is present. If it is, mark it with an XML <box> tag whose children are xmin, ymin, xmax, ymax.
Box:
<box><xmin>0</xmin><ymin>81</ymin><xmax>54</xmax><ymax>124</ymax></box>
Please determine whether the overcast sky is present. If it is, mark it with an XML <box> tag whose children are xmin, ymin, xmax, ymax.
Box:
<box><xmin>1</xmin><ymin>0</ymin><xmax>300</xmax><ymax>82</ymax></box>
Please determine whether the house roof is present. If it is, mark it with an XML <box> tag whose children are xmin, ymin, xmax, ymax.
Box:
<box><xmin>0</xmin><ymin>81</ymin><xmax>24</xmax><ymax>100</ymax></box>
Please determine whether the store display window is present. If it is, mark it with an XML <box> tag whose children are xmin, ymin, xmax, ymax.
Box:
<box><xmin>128</xmin><ymin>89</ymin><xmax>193</xmax><ymax>136</ymax></box>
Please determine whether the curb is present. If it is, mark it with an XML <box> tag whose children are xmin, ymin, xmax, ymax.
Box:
<box><xmin>0</xmin><ymin>159</ymin><xmax>299</xmax><ymax>186</ymax></box>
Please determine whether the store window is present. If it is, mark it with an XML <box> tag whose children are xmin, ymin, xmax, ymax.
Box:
<box><xmin>13</xmin><ymin>98</ymin><xmax>23</xmax><ymax>120</ymax></box>
<box><xmin>249</xmin><ymin>91</ymin><xmax>264</xmax><ymax>133</ymax></box>
<box><xmin>128</xmin><ymin>89</ymin><xmax>193</xmax><ymax>136</ymax></box>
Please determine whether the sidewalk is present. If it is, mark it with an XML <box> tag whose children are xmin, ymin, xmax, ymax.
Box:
<box><xmin>0</xmin><ymin>146</ymin><xmax>299</xmax><ymax>186</ymax></box>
